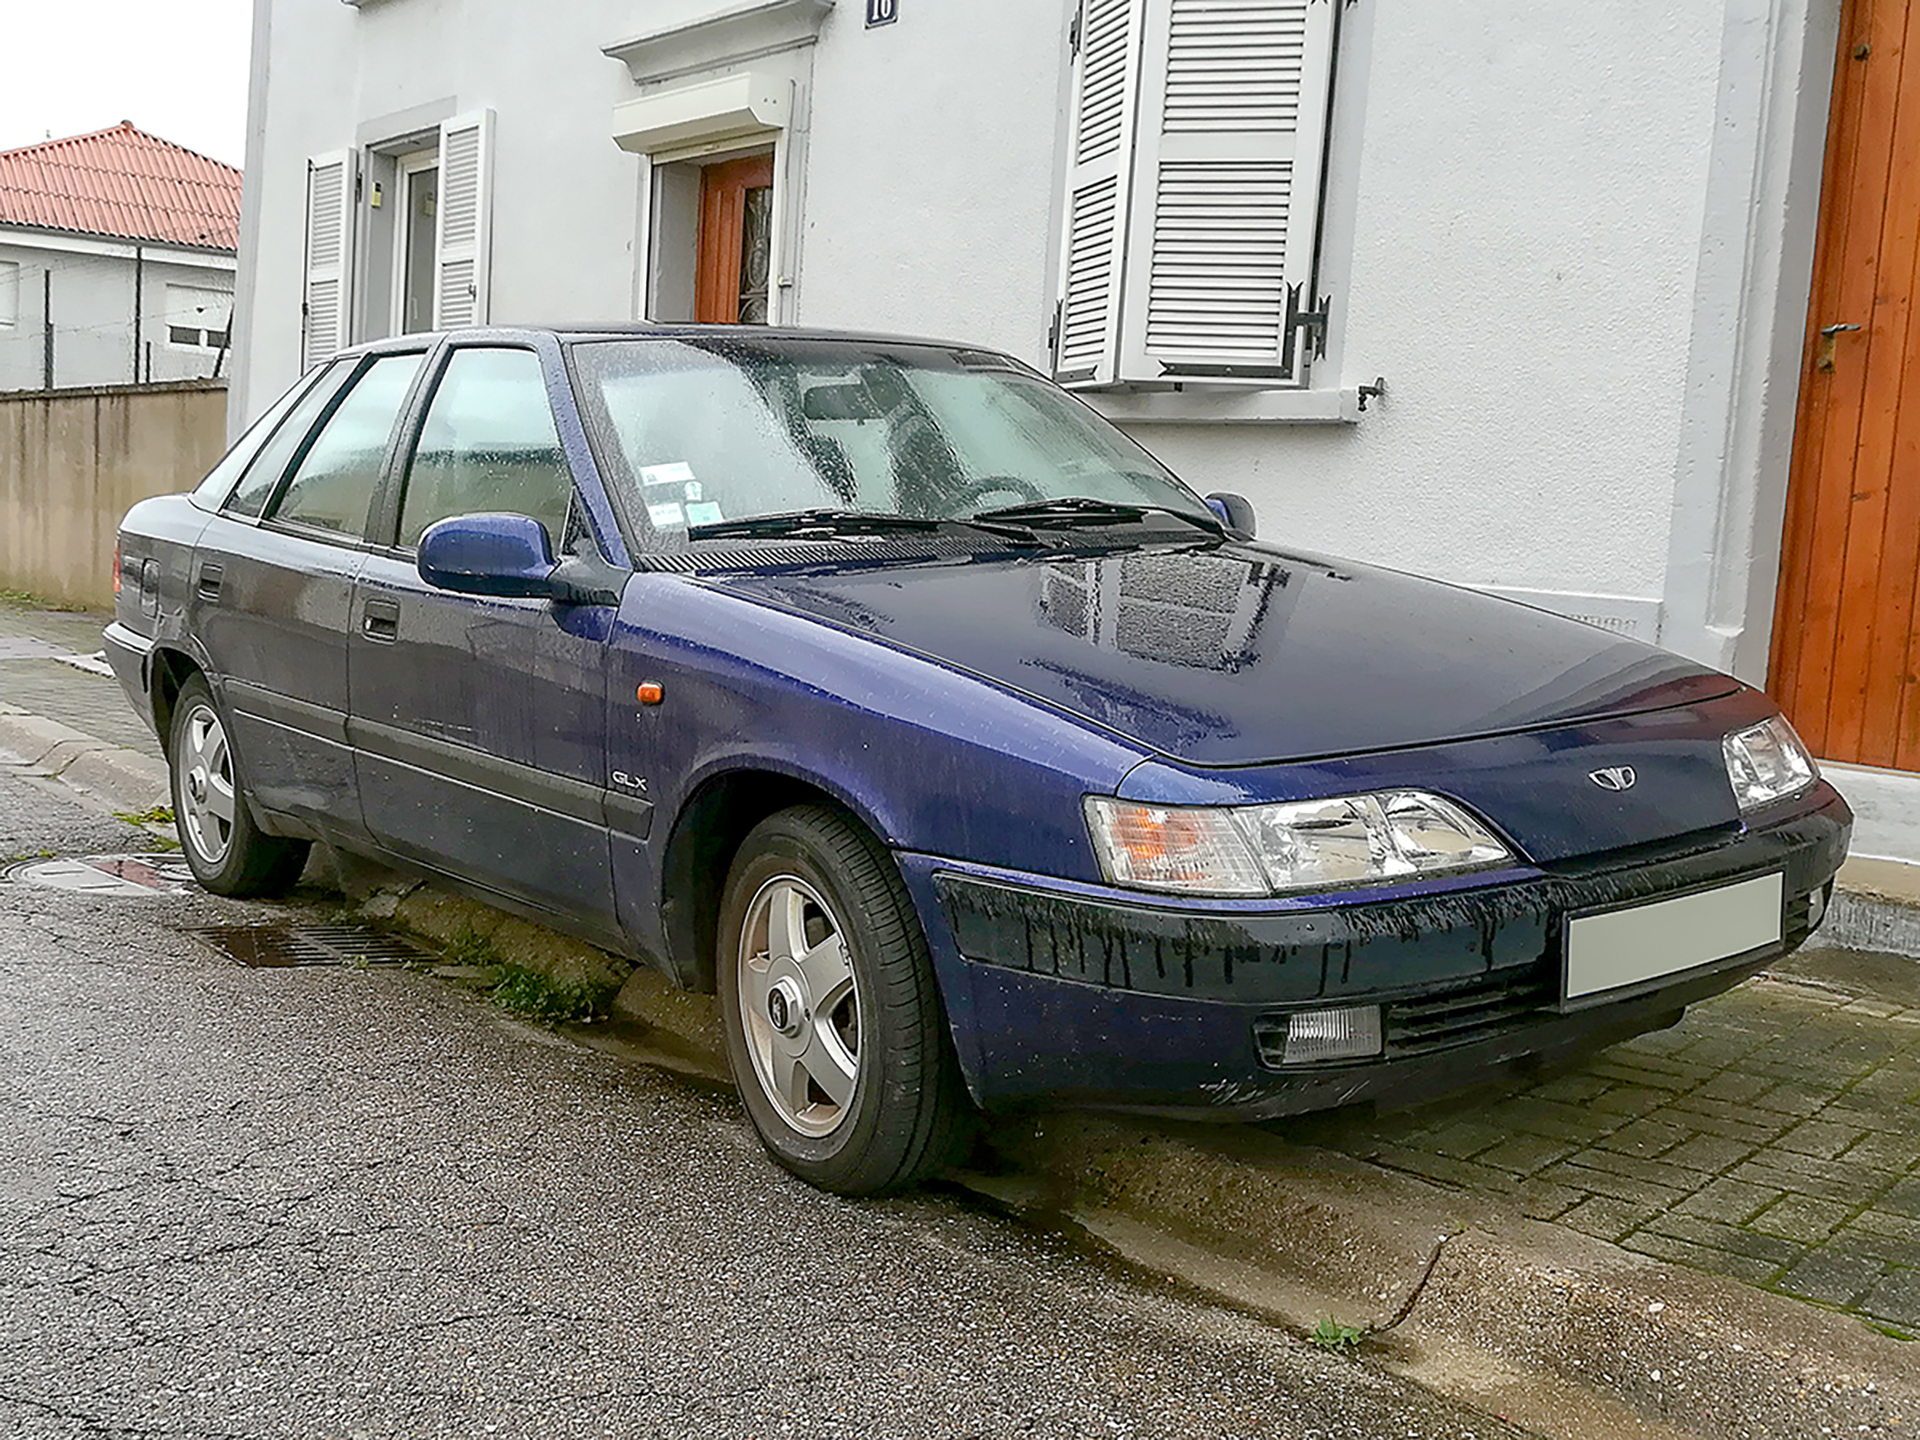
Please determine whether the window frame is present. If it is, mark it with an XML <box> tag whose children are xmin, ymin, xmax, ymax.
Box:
<box><xmin>254</xmin><ymin>344</ymin><xmax>436</xmax><ymax>548</ymax></box>
<box><xmin>378</xmin><ymin>340</ymin><xmax>586</xmax><ymax>555</ymax></box>
<box><xmin>162</xmin><ymin>283</ymin><xmax>235</xmax><ymax>353</ymax></box>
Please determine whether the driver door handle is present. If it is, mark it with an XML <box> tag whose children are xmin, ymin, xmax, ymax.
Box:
<box><xmin>362</xmin><ymin>598</ymin><xmax>400</xmax><ymax>643</ymax></box>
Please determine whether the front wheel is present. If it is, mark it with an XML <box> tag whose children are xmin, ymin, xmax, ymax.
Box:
<box><xmin>718</xmin><ymin>805</ymin><xmax>971</xmax><ymax>1195</ymax></box>
<box><xmin>168</xmin><ymin>675</ymin><xmax>309</xmax><ymax>897</ymax></box>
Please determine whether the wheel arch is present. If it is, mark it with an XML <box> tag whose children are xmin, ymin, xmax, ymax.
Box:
<box><xmin>659</xmin><ymin>765</ymin><xmax>897</xmax><ymax>994</ymax></box>
<box><xmin>147</xmin><ymin>645</ymin><xmax>204</xmax><ymax>760</ymax></box>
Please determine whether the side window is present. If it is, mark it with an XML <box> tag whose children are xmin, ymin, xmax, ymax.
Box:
<box><xmin>269</xmin><ymin>352</ymin><xmax>425</xmax><ymax>537</ymax></box>
<box><xmin>397</xmin><ymin>348</ymin><xmax>576</xmax><ymax>548</ymax></box>
<box><xmin>221</xmin><ymin>360</ymin><xmax>352</xmax><ymax>518</ymax></box>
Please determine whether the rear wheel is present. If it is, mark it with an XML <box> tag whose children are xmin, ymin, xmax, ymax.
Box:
<box><xmin>718</xmin><ymin>805</ymin><xmax>971</xmax><ymax>1195</ymax></box>
<box><xmin>168</xmin><ymin>675</ymin><xmax>309</xmax><ymax>897</ymax></box>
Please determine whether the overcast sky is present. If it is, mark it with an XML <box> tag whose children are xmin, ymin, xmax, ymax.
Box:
<box><xmin>0</xmin><ymin>0</ymin><xmax>253</xmax><ymax>166</ymax></box>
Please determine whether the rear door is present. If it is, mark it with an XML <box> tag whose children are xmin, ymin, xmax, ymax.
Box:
<box><xmin>349</xmin><ymin>343</ymin><xmax>621</xmax><ymax>933</ymax></box>
<box><xmin>188</xmin><ymin>348</ymin><xmax>428</xmax><ymax>833</ymax></box>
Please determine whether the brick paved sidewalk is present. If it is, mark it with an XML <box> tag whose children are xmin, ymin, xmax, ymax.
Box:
<box><xmin>0</xmin><ymin>599</ymin><xmax>161</xmax><ymax>757</ymax></box>
<box><xmin>1281</xmin><ymin>945</ymin><xmax>1920</xmax><ymax>1337</ymax></box>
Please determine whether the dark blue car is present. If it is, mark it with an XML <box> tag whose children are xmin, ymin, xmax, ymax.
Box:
<box><xmin>107</xmin><ymin>326</ymin><xmax>1850</xmax><ymax>1195</ymax></box>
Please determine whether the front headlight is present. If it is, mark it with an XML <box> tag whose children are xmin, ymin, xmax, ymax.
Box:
<box><xmin>1723</xmin><ymin>715</ymin><xmax>1817</xmax><ymax>812</ymax></box>
<box><xmin>1084</xmin><ymin>791</ymin><xmax>1514</xmax><ymax>898</ymax></box>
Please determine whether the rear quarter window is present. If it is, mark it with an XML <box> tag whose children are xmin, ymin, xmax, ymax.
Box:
<box><xmin>191</xmin><ymin>364</ymin><xmax>338</xmax><ymax>512</ymax></box>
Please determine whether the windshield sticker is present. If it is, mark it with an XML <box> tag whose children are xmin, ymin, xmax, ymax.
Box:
<box><xmin>641</xmin><ymin>461</ymin><xmax>696</xmax><ymax>487</ymax></box>
<box><xmin>686</xmin><ymin>501</ymin><xmax>724</xmax><ymax>526</ymax></box>
<box><xmin>685</xmin><ymin>480</ymin><xmax>704</xmax><ymax>502</ymax></box>
<box><xmin>648</xmin><ymin>501</ymin><xmax>687</xmax><ymax>529</ymax></box>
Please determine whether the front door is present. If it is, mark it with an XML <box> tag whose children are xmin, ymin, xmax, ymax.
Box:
<box><xmin>350</xmin><ymin>344</ymin><xmax>619</xmax><ymax>932</ymax></box>
<box><xmin>1771</xmin><ymin>0</ymin><xmax>1920</xmax><ymax>768</ymax></box>
<box><xmin>694</xmin><ymin>153</ymin><xmax>775</xmax><ymax>324</ymax></box>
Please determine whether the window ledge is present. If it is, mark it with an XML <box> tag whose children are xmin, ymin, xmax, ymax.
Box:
<box><xmin>1082</xmin><ymin>387</ymin><xmax>1360</xmax><ymax>426</ymax></box>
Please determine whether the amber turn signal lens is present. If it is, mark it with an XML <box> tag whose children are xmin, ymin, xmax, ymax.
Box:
<box><xmin>636</xmin><ymin>682</ymin><xmax>664</xmax><ymax>705</ymax></box>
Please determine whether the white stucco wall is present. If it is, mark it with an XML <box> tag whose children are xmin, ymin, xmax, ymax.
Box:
<box><xmin>0</xmin><ymin>236</ymin><xmax>236</xmax><ymax>391</ymax></box>
<box><xmin>235</xmin><ymin>0</ymin><xmax>1833</xmax><ymax>671</ymax></box>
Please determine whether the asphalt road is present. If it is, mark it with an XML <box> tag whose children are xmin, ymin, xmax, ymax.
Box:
<box><xmin>0</xmin><ymin>766</ymin><xmax>1516</xmax><ymax>1440</ymax></box>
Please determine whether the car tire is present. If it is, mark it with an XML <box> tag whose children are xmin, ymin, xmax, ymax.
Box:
<box><xmin>168</xmin><ymin>674</ymin><xmax>309</xmax><ymax>897</ymax></box>
<box><xmin>717</xmin><ymin>804</ymin><xmax>972</xmax><ymax>1196</ymax></box>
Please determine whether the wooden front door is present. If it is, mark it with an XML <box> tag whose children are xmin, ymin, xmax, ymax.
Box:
<box><xmin>693</xmin><ymin>154</ymin><xmax>775</xmax><ymax>325</ymax></box>
<box><xmin>1772</xmin><ymin>0</ymin><xmax>1920</xmax><ymax>768</ymax></box>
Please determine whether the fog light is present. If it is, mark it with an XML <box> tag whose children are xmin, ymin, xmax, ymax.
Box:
<box><xmin>1281</xmin><ymin>1005</ymin><xmax>1383</xmax><ymax>1065</ymax></box>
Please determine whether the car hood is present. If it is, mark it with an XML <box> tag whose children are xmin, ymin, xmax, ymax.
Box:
<box><xmin>705</xmin><ymin>542</ymin><xmax>1741</xmax><ymax>767</ymax></box>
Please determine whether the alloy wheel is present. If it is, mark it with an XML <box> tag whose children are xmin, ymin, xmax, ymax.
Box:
<box><xmin>736</xmin><ymin>875</ymin><xmax>861</xmax><ymax>1138</ymax></box>
<box><xmin>177</xmin><ymin>701</ymin><xmax>237</xmax><ymax>867</ymax></box>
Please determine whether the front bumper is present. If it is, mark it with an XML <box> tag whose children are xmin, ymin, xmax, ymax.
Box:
<box><xmin>900</xmin><ymin>786</ymin><xmax>1850</xmax><ymax>1117</ymax></box>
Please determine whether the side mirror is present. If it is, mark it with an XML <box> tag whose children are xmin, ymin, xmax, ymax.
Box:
<box><xmin>417</xmin><ymin>513</ymin><xmax>556</xmax><ymax>598</ymax></box>
<box><xmin>1205</xmin><ymin>492</ymin><xmax>1256</xmax><ymax>537</ymax></box>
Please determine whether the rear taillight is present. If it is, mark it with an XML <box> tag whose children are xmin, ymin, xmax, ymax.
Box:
<box><xmin>112</xmin><ymin>541</ymin><xmax>122</xmax><ymax>597</ymax></box>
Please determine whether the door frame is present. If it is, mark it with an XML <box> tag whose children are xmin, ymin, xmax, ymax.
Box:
<box><xmin>389</xmin><ymin>148</ymin><xmax>439</xmax><ymax>338</ymax></box>
<box><xmin>1656</xmin><ymin>0</ymin><xmax>1843</xmax><ymax>685</ymax></box>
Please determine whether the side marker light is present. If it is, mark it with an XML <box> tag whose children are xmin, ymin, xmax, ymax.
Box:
<box><xmin>637</xmin><ymin>682</ymin><xmax>664</xmax><ymax>706</ymax></box>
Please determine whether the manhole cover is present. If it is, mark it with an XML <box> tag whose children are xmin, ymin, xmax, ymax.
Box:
<box><xmin>7</xmin><ymin>853</ymin><xmax>196</xmax><ymax>895</ymax></box>
<box><xmin>191</xmin><ymin>923</ymin><xmax>434</xmax><ymax>969</ymax></box>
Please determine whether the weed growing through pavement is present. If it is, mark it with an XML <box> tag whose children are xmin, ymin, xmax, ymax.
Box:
<box><xmin>0</xmin><ymin>588</ymin><xmax>93</xmax><ymax>613</ymax></box>
<box><xmin>0</xmin><ymin>848</ymin><xmax>57</xmax><ymax>866</ymax></box>
<box><xmin>434</xmin><ymin>925</ymin><xmax>611</xmax><ymax>1024</ymax></box>
<box><xmin>443</xmin><ymin>924</ymin><xmax>504</xmax><ymax>969</ymax></box>
<box><xmin>490</xmin><ymin>965</ymin><xmax>609</xmax><ymax>1024</ymax></box>
<box><xmin>1308</xmin><ymin>1318</ymin><xmax>1365</xmax><ymax>1354</ymax></box>
<box><xmin>114</xmin><ymin>806</ymin><xmax>175</xmax><ymax>827</ymax></box>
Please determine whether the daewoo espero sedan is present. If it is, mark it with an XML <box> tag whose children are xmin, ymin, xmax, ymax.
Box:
<box><xmin>107</xmin><ymin>325</ymin><xmax>1850</xmax><ymax>1195</ymax></box>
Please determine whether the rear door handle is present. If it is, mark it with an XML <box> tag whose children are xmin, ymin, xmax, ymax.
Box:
<box><xmin>362</xmin><ymin>598</ymin><xmax>400</xmax><ymax>642</ymax></box>
<box><xmin>195</xmin><ymin>562</ymin><xmax>223</xmax><ymax>601</ymax></box>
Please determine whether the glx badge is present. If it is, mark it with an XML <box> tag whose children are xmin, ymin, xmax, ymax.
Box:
<box><xmin>1588</xmin><ymin>766</ymin><xmax>1636</xmax><ymax>793</ymax></box>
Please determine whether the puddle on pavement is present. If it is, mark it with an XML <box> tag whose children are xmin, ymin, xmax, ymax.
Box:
<box><xmin>190</xmin><ymin>923</ymin><xmax>436</xmax><ymax>969</ymax></box>
<box><xmin>6</xmin><ymin>853</ymin><xmax>196</xmax><ymax>896</ymax></box>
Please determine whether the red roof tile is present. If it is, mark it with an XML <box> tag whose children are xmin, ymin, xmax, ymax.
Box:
<box><xmin>0</xmin><ymin>122</ymin><xmax>241</xmax><ymax>250</ymax></box>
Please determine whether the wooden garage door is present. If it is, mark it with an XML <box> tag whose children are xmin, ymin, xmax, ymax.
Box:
<box><xmin>1771</xmin><ymin>0</ymin><xmax>1920</xmax><ymax>769</ymax></box>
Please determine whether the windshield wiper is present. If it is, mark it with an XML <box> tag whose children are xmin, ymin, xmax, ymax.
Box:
<box><xmin>971</xmin><ymin>496</ymin><xmax>1225</xmax><ymax>536</ymax></box>
<box><xmin>687</xmin><ymin>508</ymin><xmax>943</xmax><ymax>541</ymax></box>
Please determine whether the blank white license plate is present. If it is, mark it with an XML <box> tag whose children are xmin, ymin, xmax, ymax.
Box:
<box><xmin>1564</xmin><ymin>873</ymin><xmax>1783</xmax><ymax>1002</ymax></box>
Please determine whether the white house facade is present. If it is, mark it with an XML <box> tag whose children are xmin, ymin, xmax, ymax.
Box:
<box><xmin>231</xmin><ymin>0</ymin><xmax>1841</xmax><ymax>696</ymax></box>
<box><xmin>0</xmin><ymin>124</ymin><xmax>242</xmax><ymax>392</ymax></box>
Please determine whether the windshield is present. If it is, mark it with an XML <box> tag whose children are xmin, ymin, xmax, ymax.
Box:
<box><xmin>567</xmin><ymin>337</ymin><xmax>1214</xmax><ymax>544</ymax></box>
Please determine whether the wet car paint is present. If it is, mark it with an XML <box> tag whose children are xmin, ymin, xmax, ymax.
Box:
<box><xmin>104</xmin><ymin>326</ymin><xmax>1851</xmax><ymax>1120</ymax></box>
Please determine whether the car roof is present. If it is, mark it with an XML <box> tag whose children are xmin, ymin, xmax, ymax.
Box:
<box><xmin>339</xmin><ymin>323</ymin><xmax>1018</xmax><ymax>360</ymax></box>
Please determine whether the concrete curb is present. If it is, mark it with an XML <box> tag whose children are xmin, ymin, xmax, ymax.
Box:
<box><xmin>1826</xmin><ymin>858</ymin><xmax>1920</xmax><ymax>957</ymax></box>
<box><xmin>0</xmin><ymin>706</ymin><xmax>170</xmax><ymax>814</ymax></box>
<box><xmin>970</xmin><ymin>1115</ymin><xmax>1912</xmax><ymax>1440</ymax></box>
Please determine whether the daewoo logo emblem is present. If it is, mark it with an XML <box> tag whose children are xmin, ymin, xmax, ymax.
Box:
<box><xmin>1589</xmin><ymin>766</ymin><xmax>1637</xmax><ymax>792</ymax></box>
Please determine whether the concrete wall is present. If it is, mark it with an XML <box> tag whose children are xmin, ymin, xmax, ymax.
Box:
<box><xmin>0</xmin><ymin>237</ymin><xmax>237</xmax><ymax>392</ymax></box>
<box><xmin>0</xmin><ymin>381</ymin><xmax>227</xmax><ymax>609</ymax></box>
<box><xmin>234</xmin><ymin>0</ymin><xmax>1836</xmax><ymax>677</ymax></box>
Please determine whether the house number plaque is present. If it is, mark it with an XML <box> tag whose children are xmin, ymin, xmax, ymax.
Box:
<box><xmin>867</xmin><ymin>0</ymin><xmax>897</xmax><ymax>26</ymax></box>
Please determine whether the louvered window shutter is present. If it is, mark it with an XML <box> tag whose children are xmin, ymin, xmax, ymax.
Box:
<box><xmin>434</xmin><ymin>110</ymin><xmax>495</xmax><ymax>329</ymax></box>
<box><xmin>1053</xmin><ymin>0</ymin><xmax>1144</xmax><ymax>388</ymax></box>
<box><xmin>1117</xmin><ymin>0</ymin><xmax>1336</xmax><ymax>384</ymax></box>
<box><xmin>302</xmin><ymin>150</ymin><xmax>357</xmax><ymax>370</ymax></box>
